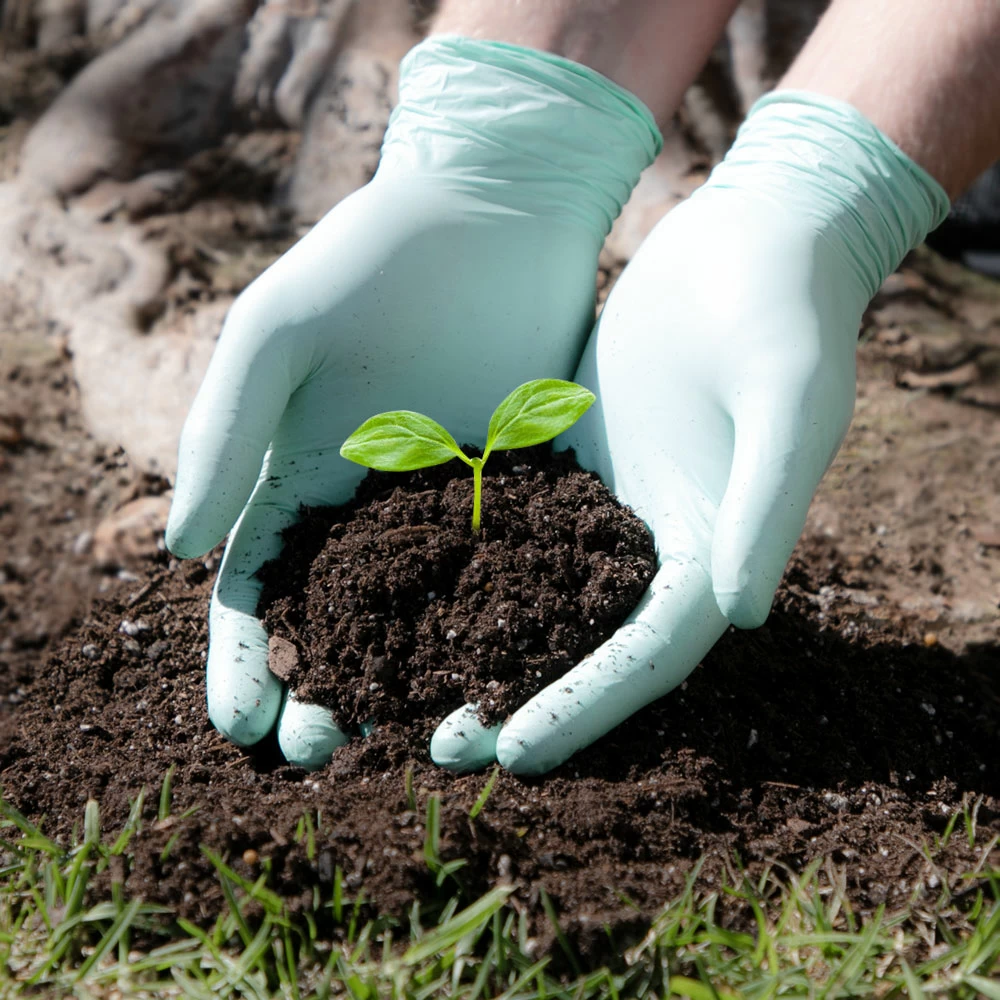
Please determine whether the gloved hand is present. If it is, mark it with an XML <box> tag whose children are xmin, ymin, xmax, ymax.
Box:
<box><xmin>432</xmin><ymin>91</ymin><xmax>949</xmax><ymax>775</ymax></box>
<box><xmin>164</xmin><ymin>35</ymin><xmax>661</xmax><ymax>768</ymax></box>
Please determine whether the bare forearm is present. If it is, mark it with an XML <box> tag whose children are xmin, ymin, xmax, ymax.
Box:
<box><xmin>431</xmin><ymin>0</ymin><xmax>740</xmax><ymax>125</ymax></box>
<box><xmin>781</xmin><ymin>0</ymin><xmax>1000</xmax><ymax>198</ymax></box>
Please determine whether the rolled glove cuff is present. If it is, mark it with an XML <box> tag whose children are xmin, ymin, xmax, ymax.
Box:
<box><xmin>380</xmin><ymin>34</ymin><xmax>663</xmax><ymax>239</ymax></box>
<box><xmin>706</xmin><ymin>90</ymin><xmax>950</xmax><ymax>300</ymax></box>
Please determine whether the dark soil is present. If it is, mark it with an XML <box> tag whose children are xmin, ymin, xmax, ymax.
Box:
<box><xmin>257</xmin><ymin>447</ymin><xmax>656</xmax><ymax>729</ymax></box>
<box><xmin>1</xmin><ymin>532</ymin><xmax>998</xmax><ymax>959</ymax></box>
<box><xmin>2</xmin><ymin>249</ymin><xmax>1000</xmax><ymax>964</ymax></box>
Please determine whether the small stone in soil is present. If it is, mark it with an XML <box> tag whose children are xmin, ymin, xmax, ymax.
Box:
<box><xmin>268</xmin><ymin>635</ymin><xmax>300</xmax><ymax>682</ymax></box>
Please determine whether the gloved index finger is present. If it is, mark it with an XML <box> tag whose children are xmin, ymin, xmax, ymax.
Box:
<box><xmin>166</xmin><ymin>296</ymin><xmax>300</xmax><ymax>559</ymax></box>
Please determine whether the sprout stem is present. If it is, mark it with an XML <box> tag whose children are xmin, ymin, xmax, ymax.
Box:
<box><xmin>471</xmin><ymin>457</ymin><xmax>484</xmax><ymax>533</ymax></box>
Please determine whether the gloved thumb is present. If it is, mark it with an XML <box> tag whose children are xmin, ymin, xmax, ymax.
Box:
<box><xmin>711</xmin><ymin>398</ymin><xmax>845</xmax><ymax>628</ymax></box>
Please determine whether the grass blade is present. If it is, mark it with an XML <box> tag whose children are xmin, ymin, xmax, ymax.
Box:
<box><xmin>403</xmin><ymin>886</ymin><xmax>512</xmax><ymax>965</ymax></box>
<box><xmin>74</xmin><ymin>897</ymin><xmax>142</xmax><ymax>981</ymax></box>
<box><xmin>468</xmin><ymin>767</ymin><xmax>500</xmax><ymax>822</ymax></box>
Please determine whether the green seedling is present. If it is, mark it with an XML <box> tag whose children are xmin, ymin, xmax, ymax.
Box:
<box><xmin>339</xmin><ymin>379</ymin><xmax>595</xmax><ymax>533</ymax></box>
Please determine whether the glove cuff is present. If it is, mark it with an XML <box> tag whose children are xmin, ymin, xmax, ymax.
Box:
<box><xmin>712</xmin><ymin>90</ymin><xmax>950</xmax><ymax>299</ymax></box>
<box><xmin>380</xmin><ymin>35</ymin><xmax>663</xmax><ymax>240</ymax></box>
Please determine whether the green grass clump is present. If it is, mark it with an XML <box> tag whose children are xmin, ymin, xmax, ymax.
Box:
<box><xmin>0</xmin><ymin>782</ymin><xmax>997</xmax><ymax>998</ymax></box>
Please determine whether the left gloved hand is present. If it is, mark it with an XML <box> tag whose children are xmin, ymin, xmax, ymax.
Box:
<box><xmin>431</xmin><ymin>91</ymin><xmax>949</xmax><ymax>775</ymax></box>
<box><xmin>164</xmin><ymin>36</ymin><xmax>661</xmax><ymax>770</ymax></box>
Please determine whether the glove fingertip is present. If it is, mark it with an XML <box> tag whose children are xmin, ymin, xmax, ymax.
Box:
<box><xmin>205</xmin><ymin>626</ymin><xmax>283</xmax><ymax>747</ymax></box>
<box><xmin>278</xmin><ymin>697</ymin><xmax>349</xmax><ymax>771</ymax></box>
<box><xmin>165</xmin><ymin>506</ymin><xmax>221</xmax><ymax>560</ymax></box>
<box><xmin>430</xmin><ymin>704</ymin><xmax>500</xmax><ymax>773</ymax></box>
<box><xmin>208</xmin><ymin>696</ymin><xmax>277</xmax><ymax>748</ymax></box>
<box><xmin>495</xmin><ymin>726</ymin><xmax>561</xmax><ymax>776</ymax></box>
<box><xmin>167</xmin><ymin>455</ymin><xmax>257</xmax><ymax>558</ymax></box>
<box><xmin>710</xmin><ymin>506</ymin><xmax>792</xmax><ymax>628</ymax></box>
<box><xmin>713</xmin><ymin>582</ymin><xmax>774</xmax><ymax>629</ymax></box>
<box><xmin>168</xmin><ymin>394</ymin><xmax>281</xmax><ymax>559</ymax></box>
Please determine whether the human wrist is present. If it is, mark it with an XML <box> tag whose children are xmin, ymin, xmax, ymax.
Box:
<box><xmin>378</xmin><ymin>35</ymin><xmax>662</xmax><ymax>239</ymax></box>
<box><xmin>430</xmin><ymin>0</ymin><xmax>740</xmax><ymax>125</ymax></box>
<box><xmin>776</xmin><ymin>0</ymin><xmax>1000</xmax><ymax>199</ymax></box>
<box><xmin>703</xmin><ymin>91</ymin><xmax>950</xmax><ymax>300</ymax></box>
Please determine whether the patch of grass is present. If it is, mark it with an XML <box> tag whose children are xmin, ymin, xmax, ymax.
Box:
<box><xmin>0</xmin><ymin>791</ymin><xmax>997</xmax><ymax>997</ymax></box>
<box><xmin>423</xmin><ymin>792</ymin><xmax>468</xmax><ymax>889</ymax></box>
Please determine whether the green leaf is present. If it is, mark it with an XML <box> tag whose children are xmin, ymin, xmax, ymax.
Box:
<box><xmin>340</xmin><ymin>411</ymin><xmax>469</xmax><ymax>472</ymax></box>
<box><xmin>484</xmin><ymin>379</ymin><xmax>595</xmax><ymax>460</ymax></box>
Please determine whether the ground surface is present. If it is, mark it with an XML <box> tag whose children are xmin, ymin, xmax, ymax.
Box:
<box><xmin>1</xmin><ymin>234</ymin><xmax>999</xmax><ymax>962</ymax></box>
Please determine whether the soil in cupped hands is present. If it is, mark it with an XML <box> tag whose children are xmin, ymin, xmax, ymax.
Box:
<box><xmin>257</xmin><ymin>444</ymin><xmax>657</xmax><ymax>734</ymax></box>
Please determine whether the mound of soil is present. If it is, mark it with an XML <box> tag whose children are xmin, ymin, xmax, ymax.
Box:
<box><xmin>257</xmin><ymin>446</ymin><xmax>656</xmax><ymax>729</ymax></box>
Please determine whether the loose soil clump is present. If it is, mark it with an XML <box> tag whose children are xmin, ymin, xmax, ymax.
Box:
<box><xmin>258</xmin><ymin>446</ymin><xmax>656</xmax><ymax>730</ymax></box>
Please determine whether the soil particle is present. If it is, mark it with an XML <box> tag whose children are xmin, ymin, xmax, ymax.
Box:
<box><xmin>257</xmin><ymin>446</ymin><xmax>657</xmax><ymax>728</ymax></box>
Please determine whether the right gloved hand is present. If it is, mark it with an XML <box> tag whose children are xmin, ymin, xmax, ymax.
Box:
<box><xmin>165</xmin><ymin>35</ymin><xmax>661</xmax><ymax>769</ymax></box>
<box><xmin>431</xmin><ymin>91</ymin><xmax>950</xmax><ymax>775</ymax></box>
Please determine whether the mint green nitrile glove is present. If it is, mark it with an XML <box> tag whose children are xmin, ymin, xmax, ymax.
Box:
<box><xmin>164</xmin><ymin>36</ymin><xmax>660</xmax><ymax>769</ymax></box>
<box><xmin>431</xmin><ymin>92</ymin><xmax>949</xmax><ymax>776</ymax></box>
